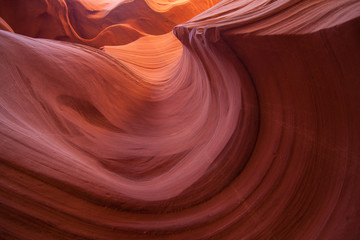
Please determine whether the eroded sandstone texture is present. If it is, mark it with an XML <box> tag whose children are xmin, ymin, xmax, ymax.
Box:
<box><xmin>0</xmin><ymin>0</ymin><xmax>359</xmax><ymax>239</ymax></box>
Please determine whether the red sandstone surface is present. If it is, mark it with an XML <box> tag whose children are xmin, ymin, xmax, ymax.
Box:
<box><xmin>0</xmin><ymin>0</ymin><xmax>359</xmax><ymax>239</ymax></box>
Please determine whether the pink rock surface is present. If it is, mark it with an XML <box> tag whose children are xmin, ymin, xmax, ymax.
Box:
<box><xmin>0</xmin><ymin>0</ymin><xmax>359</xmax><ymax>239</ymax></box>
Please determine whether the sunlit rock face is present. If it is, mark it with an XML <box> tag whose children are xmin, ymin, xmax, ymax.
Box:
<box><xmin>0</xmin><ymin>0</ymin><xmax>359</xmax><ymax>239</ymax></box>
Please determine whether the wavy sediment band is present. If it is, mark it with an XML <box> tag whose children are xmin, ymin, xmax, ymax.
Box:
<box><xmin>0</xmin><ymin>0</ymin><xmax>359</xmax><ymax>239</ymax></box>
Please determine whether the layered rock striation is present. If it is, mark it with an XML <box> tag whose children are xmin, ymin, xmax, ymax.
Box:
<box><xmin>0</xmin><ymin>0</ymin><xmax>359</xmax><ymax>239</ymax></box>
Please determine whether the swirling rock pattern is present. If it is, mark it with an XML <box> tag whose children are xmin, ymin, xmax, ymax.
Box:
<box><xmin>0</xmin><ymin>0</ymin><xmax>359</xmax><ymax>239</ymax></box>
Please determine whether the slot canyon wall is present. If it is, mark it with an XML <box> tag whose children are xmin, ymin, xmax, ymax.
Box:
<box><xmin>0</xmin><ymin>0</ymin><xmax>359</xmax><ymax>239</ymax></box>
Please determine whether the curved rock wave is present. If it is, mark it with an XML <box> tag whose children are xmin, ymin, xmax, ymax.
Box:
<box><xmin>0</xmin><ymin>0</ymin><xmax>359</xmax><ymax>239</ymax></box>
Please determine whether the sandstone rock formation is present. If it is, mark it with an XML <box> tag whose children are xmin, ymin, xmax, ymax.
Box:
<box><xmin>0</xmin><ymin>0</ymin><xmax>359</xmax><ymax>239</ymax></box>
